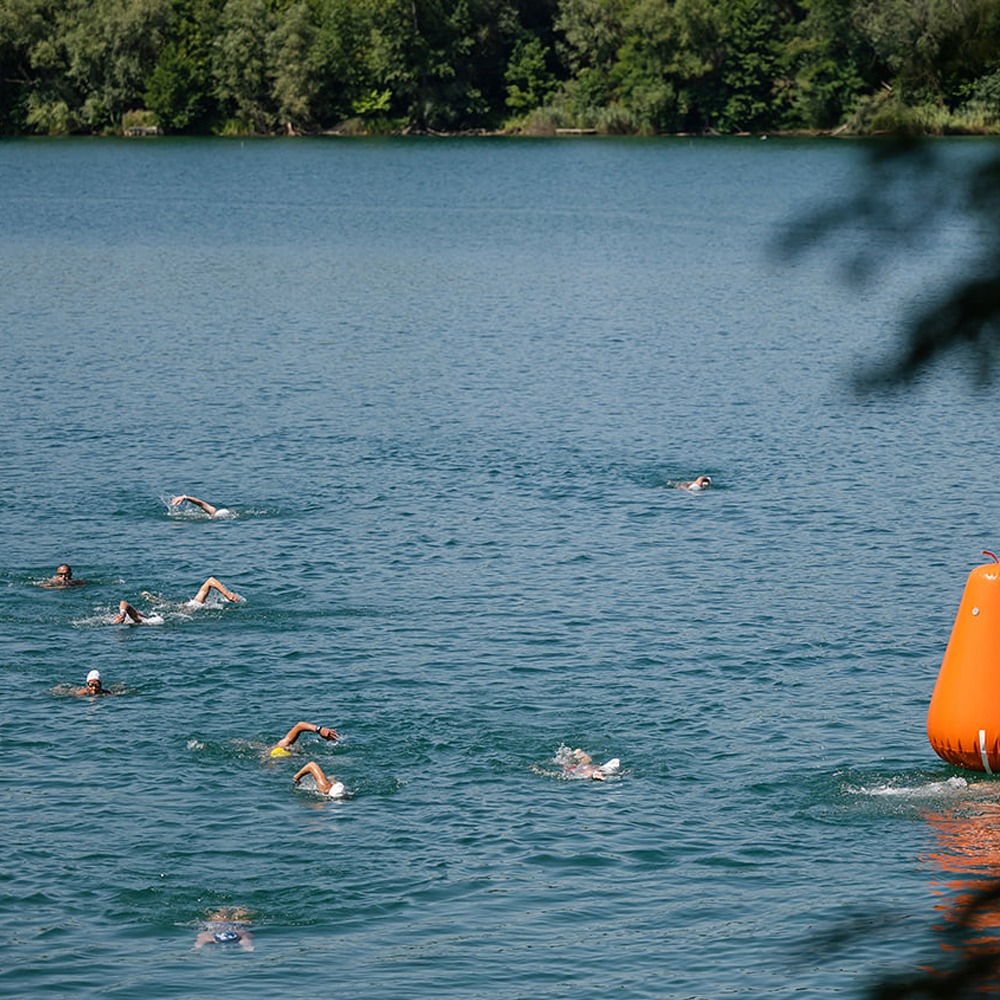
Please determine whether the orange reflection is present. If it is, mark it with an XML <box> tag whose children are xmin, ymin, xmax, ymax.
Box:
<box><xmin>922</xmin><ymin>795</ymin><xmax>1000</xmax><ymax>991</ymax></box>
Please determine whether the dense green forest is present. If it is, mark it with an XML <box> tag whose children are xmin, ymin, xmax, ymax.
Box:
<box><xmin>3</xmin><ymin>0</ymin><xmax>1000</xmax><ymax>136</ymax></box>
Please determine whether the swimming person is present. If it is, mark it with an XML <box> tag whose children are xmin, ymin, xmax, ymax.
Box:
<box><xmin>193</xmin><ymin>907</ymin><xmax>254</xmax><ymax>951</ymax></box>
<box><xmin>293</xmin><ymin>761</ymin><xmax>346</xmax><ymax>799</ymax></box>
<box><xmin>73</xmin><ymin>669</ymin><xmax>113</xmax><ymax>696</ymax></box>
<box><xmin>187</xmin><ymin>576</ymin><xmax>242</xmax><ymax>606</ymax></box>
<box><xmin>270</xmin><ymin>721</ymin><xmax>338</xmax><ymax>758</ymax></box>
<box><xmin>113</xmin><ymin>577</ymin><xmax>243</xmax><ymax>623</ymax></box>
<box><xmin>557</xmin><ymin>747</ymin><xmax>621</xmax><ymax>780</ymax></box>
<box><xmin>114</xmin><ymin>600</ymin><xmax>149</xmax><ymax>624</ymax></box>
<box><xmin>170</xmin><ymin>495</ymin><xmax>232</xmax><ymax>518</ymax></box>
<box><xmin>675</xmin><ymin>475</ymin><xmax>712</xmax><ymax>492</ymax></box>
<box><xmin>39</xmin><ymin>564</ymin><xmax>87</xmax><ymax>589</ymax></box>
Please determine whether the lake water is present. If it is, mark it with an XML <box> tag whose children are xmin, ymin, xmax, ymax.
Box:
<box><xmin>3</xmin><ymin>135</ymin><xmax>1000</xmax><ymax>999</ymax></box>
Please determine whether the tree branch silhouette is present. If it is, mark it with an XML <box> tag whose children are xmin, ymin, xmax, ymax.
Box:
<box><xmin>782</xmin><ymin>138</ymin><xmax>1000</xmax><ymax>391</ymax></box>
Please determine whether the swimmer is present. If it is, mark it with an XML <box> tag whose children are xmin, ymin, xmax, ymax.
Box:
<box><xmin>170</xmin><ymin>495</ymin><xmax>231</xmax><ymax>518</ymax></box>
<box><xmin>188</xmin><ymin>576</ymin><xmax>242</xmax><ymax>606</ymax></box>
<box><xmin>270</xmin><ymin>721</ymin><xmax>338</xmax><ymax>758</ymax></box>
<box><xmin>113</xmin><ymin>577</ymin><xmax>243</xmax><ymax>623</ymax></box>
<box><xmin>559</xmin><ymin>748</ymin><xmax>621</xmax><ymax>781</ymax></box>
<box><xmin>293</xmin><ymin>761</ymin><xmax>346</xmax><ymax>799</ymax></box>
<box><xmin>114</xmin><ymin>600</ymin><xmax>147</xmax><ymax>624</ymax></box>
<box><xmin>675</xmin><ymin>475</ymin><xmax>712</xmax><ymax>492</ymax></box>
<box><xmin>72</xmin><ymin>669</ymin><xmax>113</xmax><ymax>696</ymax></box>
<box><xmin>193</xmin><ymin>907</ymin><xmax>254</xmax><ymax>951</ymax></box>
<box><xmin>39</xmin><ymin>564</ymin><xmax>87</xmax><ymax>589</ymax></box>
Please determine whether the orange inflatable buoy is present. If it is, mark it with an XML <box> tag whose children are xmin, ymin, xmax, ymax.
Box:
<box><xmin>928</xmin><ymin>553</ymin><xmax>1000</xmax><ymax>773</ymax></box>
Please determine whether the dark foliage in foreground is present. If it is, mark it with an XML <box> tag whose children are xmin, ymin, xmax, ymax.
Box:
<box><xmin>868</xmin><ymin>882</ymin><xmax>1000</xmax><ymax>998</ymax></box>
<box><xmin>789</xmin><ymin>137</ymin><xmax>1000</xmax><ymax>994</ymax></box>
<box><xmin>783</xmin><ymin>137</ymin><xmax>1000</xmax><ymax>390</ymax></box>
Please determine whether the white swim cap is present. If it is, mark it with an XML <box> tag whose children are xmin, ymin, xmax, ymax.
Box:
<box><xmin>327</xmin><ymin>781</ymin><xmax>346</xmax><ymax>799</ymax></box>
<box><xmin>87</xmin><ymin>669</ymin><xmax>101</xmax><ymax>682</ymax></box>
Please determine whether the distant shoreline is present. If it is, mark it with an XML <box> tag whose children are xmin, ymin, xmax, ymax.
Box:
<box><xmin>10</xmin><ymin>118</ymin><xmax>1000</xmax><ymax>141</ymax></box>
<box><xmin>67</xmin><ymin>120</ymin><xmax>1000</xmax><ymax>140</ymax></box>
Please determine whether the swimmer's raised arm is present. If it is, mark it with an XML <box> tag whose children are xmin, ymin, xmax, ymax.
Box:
<box><xmin>294</xmin><ymin>760</ymin><xmax>345</xmax><ymax>798</ymax></box>
<box><xmin>675</xmin><ymin>475</ymin><xmax>712</xmax><ymax>492</ymax></box>
<box><xmin>274</xmin><ymin>721</ymin><xmax>338</xmax><ymax>751</ymax></box>
<box><xmin>113</xmin><ymin>600</ymin><xmax>145</xmax><ymax>624</ymax></box>
<box><xmin>171</xmin><ymin>495</ymin><xmax>219</xmax><ymax>516</ymax></box>
<box><xmin>190</xmin><ymin>576</ymin><xmax>242</xmax><ymax>605</ymax></box>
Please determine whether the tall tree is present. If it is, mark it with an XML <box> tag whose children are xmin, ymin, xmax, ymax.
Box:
<box><xmin>145</xmin><ymin>0</ymin><xmax>221</xmax><ymax>132</ymax></box>
<box><xmin>614</xmin><ymin>0</ymin><xmax>726</xmax><ymax>132</ymax></box>
<box><xmin>270</xmin><ymin>0</ymin><xmax>322</xmax><ymax>128</ymax></box>
<box><xmin>60</xmin><ymin>0</ymin><xmax>172</xmax><ymax>130</ymax></box>
<box><xmin>716</xmin><ymin>0</ymin><xmax>794</xmax><ymax>132</ymax></box>
<box><xmin>2</xmin><ymin>0</ymin><xmax>171</xmax><ymax>132</ymax></box>
<box><xmin>212</xmin><ymin>0</ymin><xmax>275</xmax><ymax>130</ymax></box>
<box><xmin>851</xmin><ymin>0</ymin><xmax>975</xmax><ymax>105</ymax></box>
<box><xmin>0</xmin><ymin>0</ymin><xmax>65</xmax><ymax>130</ymax></box>
<box><xmin>785</xmin><ymin>0</ymin><xmax>871</xmax><ymax>129</ymax></box>
<box><xmin>555</xmin><ymin>0</ymin><xmax>626</xmax><ymax>118</ymax></box>
<box><xmin>505</xmin><ymin>31</ymin><xmax>558</xmax><ymax>113</ymax></box>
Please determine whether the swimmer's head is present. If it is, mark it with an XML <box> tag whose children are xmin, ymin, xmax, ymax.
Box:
<box><xmin>702</xmin><ymin>476</ymin><xmax>712</xmax><ymax>487</ymax></box>
<box><xmin>213</xmin><ymin>929</ymin><xmax>241</xmax><ymax>945</ymax></box>
<box><xmin>207</xmin><ymin>906</ymin><xmax>251</xmax><ymax>922</ymax></box>
<box><xmin>270</xmin><ymin>746</ymin><xmax>292</xmax><ymax>758</ymax></box>
<box><xmin>87</xmin><ymin>669</ymin><xmax>101</xmax><ymax>682</ymax></box>
<box><xmin>56</xmin><ymin>565</ymin><xmax>72</xmax><ymax>579</ymax></box>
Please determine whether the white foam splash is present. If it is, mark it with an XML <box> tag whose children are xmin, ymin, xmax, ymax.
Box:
<box><xmin>852</xmin><ymin>775</ymin><xmax>970</xmax><ymax>798</ymax></box>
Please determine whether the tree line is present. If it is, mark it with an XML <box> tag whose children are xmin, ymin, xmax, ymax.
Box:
<box><xmin>3</xmin><ymin>0</ymin><xmax>1000</xmax><ymax>136</ymax></box>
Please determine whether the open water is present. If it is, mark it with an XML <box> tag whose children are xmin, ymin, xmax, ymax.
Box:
<box><xmin>3</xmin><ymin>135</ymin><xmax>1000</xmax><ymax>998</ymax></box>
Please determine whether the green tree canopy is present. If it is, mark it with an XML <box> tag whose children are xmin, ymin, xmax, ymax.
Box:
<box><xmin>5</xmin><ymin>0</ymin><xmax>1000</xmax><ymax>133</ymax></box>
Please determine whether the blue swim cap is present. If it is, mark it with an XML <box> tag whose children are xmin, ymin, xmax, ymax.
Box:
<box><xmin>214</xmin><ymin>929</ymin><xmax>240</xmax><ymax>945</ymax></box>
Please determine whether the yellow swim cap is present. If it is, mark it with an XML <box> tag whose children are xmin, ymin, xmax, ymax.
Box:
<box><xmin>270</xmin><ymin>746</ymin><xmax>291</xmax><ymax>758</ymax></box>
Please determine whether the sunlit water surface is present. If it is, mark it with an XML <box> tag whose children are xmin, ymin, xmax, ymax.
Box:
<box><xmin>3</xmin><ymin>136</ymin><xmax>1000</xmax><ymax>998</ymax></box>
